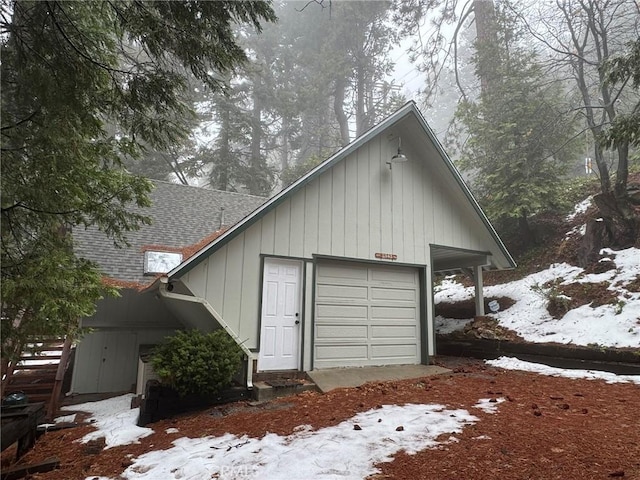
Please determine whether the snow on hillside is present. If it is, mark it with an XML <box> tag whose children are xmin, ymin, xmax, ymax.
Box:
<box><xmin>487</xmin><ymin>357</ymin><xmax>640</xmax><ymax>384</ymax></box>
<box><xmin>435</xmin><ymin>246</ymin><xmax>640</xmax><ymax>348</ymax></box>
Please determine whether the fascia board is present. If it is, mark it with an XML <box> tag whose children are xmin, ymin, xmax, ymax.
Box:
<box><xmin>168</xmin><ymin>102</ymin><xmax>418</xmax><ymax>279</ymax></box>
<box><xmin>412</xmin><ymin>109</ymin><xmax>517</xmax><ymax>269</ymax></box>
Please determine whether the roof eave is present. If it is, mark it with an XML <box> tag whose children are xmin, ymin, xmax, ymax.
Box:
<box><xmin>168</xmin><ymin>101</ymin><xmax>420</xmax><ymax>279</ymax></box>
<box><xmin>411</xmin><ymin>108</ymin><xmax>517</xmax><ymax>269</ymax></box>
<box><xmin>168</xmin><ymin>100</ymin><xmax>515</xmax><ymax>278</ymax></box>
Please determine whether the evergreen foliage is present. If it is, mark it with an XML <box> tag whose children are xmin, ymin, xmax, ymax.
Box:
<box><xmin>280</xmin><ymin>155</ymin><xmax>325</xmax><ymax>188</ymax></box>
<box><xmin>151</xmin><ymin>329</ymin><xmax>244</xmax><ymax>397</ymax></box>
<box><xmin>180</xmin><ymin>1</ymin><xmax>405</xmax><ymax>193</ymax></box>
<box><xmin>0</xmin><ymin>0</ymin><xmax>275</xmax><ymax>375</ymax></box>
<box><xmin>454</xmin><ymin>4</ymin><xmax>578</xmax><ymax>240</ymax></box>
<box><xmin>601</xmin><ymin>39</ymin><xmax>640</xmax><ymax>149</ymax></box>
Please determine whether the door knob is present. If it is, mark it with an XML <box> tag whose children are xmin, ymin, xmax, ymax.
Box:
<box><xmin>295</xmin><ymin>320</ymin><xmax>300</xmax><ymax>325</ymax></box>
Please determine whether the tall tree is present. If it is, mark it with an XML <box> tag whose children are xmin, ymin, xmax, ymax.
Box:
<box><xmin>327</xmin><ymin>1</ymin><xmax>400</xmax><ymax>143</ymax></box>
<box><xmin>198</xmin><ymin>0</ymin><xmax>405</xmax><ymax>192</ymax></box>
<box><xmin>0</xmin><ymin>0</ymin><xmax>275</xmax><ymax>388</ymax></box>
<box><xmin>201</xmin><ymin>81</ymin><xmax>254</xmax><ymax>192</ymax></box>
<box><xmin>454</xmin><ymin>2</ymin><xmax>579</xmax><ymax>245</ymax></box>
<box><xmin>511</xmin><ymin>0</ymin><xmax>639</xmax><ymax>259</ymax></box>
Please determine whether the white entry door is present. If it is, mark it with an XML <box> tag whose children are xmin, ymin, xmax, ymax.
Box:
<box><xmin>259</xmin><ymin>258</ymin><xmax>302</xmax><ymax>371</ymax></box>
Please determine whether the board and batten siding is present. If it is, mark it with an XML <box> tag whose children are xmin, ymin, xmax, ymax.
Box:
<box><xmin>71</xmin><ymin>328</ymin><xmax>179</xmax><ymax>394</ymax></box>
<box><xmin>181</xmin><ymin>131</ymin><xmax>494</xmax><ymax>350</ymax></box>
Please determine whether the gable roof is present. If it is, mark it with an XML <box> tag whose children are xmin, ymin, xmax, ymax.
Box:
<box><xmin>73</xmin><ymin>180</ymin><xmax>266</xmax><ymax>286</ymax></box>
<box><xmin>168</xmin><ymin>101</ymin><xmax>516</xmax><ymax>280</ymax></box>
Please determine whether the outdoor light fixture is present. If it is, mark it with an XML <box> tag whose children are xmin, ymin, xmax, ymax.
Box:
<box><xmin>387</xmin><ymin>137</ymin><xmax>408</xmax><ymax>169</ymax></box>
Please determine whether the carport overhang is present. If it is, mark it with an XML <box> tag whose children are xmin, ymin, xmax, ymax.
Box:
<box><xmin>430</xmin><ymin>244</ymin><xmax>500</xmax><ymax>317</ymax></box>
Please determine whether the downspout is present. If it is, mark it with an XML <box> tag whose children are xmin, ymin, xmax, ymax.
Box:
<box><xmin>158</xmin><ymin>278</ymin><xmax>254</xmax><ymax>390</ymax></box>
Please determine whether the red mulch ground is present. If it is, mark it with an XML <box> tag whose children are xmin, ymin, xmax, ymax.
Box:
<box><xmin>2</xmin><ymin>359</ymin><xmax>639</xmax><ymax>480</ymax></box>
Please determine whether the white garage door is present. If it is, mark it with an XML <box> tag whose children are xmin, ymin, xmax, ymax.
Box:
<box><xmin>314</xmin><ymin>261</ymin><xmax>421</xmax><ymax>369</ymax></box>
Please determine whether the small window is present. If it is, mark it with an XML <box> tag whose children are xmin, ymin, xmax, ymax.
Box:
<box><xmin>143</xmin><ymin>251</ymin><xmax>183</xmax><ymax>275</ymax></box>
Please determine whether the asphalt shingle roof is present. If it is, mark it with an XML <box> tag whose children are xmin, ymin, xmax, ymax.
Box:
<box><xmin>73</xmin><ymin>180</ymin><xmax>267</xmax><ymax>286</ymax></box>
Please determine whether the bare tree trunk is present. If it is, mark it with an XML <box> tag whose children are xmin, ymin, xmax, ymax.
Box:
<box><xmin>592</xmin><ymin>141</ymin><xmax>611</xmax><ymax>194</ymax></box>
<box><xmin>281</xmin><ymin>117</ymin><xmax>290</xmax><ymax>172</ymax></box>
<box><xmin>615</xmin><ymin>141</ymin><xmax>629</xmax><ymax>198</ymax></box>
<box><xmin>249</xmin><ymin>84</ymin><xmax>263</xmax><ymax>195</ymax></box>
<box><xmin>219</xmin><ymin>105</ymin><xmax>231</xmax><ymax>190</ymax></box>
<box><xmin>474</xmin><ymin>0</ymin><xmax>499</xmax><ymax>97</ymax></box>
<box><xmin>334</xmin><ymin>77</ymin><xmax>350</xmax><ymax>146</ymax></box>
<box><xmin>518</xmin><ymin>211</ymin><xmax>535</xmax><ymax>249</ymax></box>
<box><xmin>356</xmin><ymin>63</ymin><xmax>366</xmax><ymax>137</ymax></box>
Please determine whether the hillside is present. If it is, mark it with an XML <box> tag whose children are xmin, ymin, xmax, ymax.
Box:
<box><xmin>435</xmin><ymin>185</ymin><xmax>640</xmax><ymax>351</ymax></box>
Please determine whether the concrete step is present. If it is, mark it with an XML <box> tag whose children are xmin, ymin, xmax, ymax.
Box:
<box><xmin>253</xmin><ymin>370</ymin><xmax>309</xmax><ymax>383</ymax></box>
<box><xmin>253</xmin><ymin>380</ymin><xmax>318</xmax><ymax>402</ymax></box>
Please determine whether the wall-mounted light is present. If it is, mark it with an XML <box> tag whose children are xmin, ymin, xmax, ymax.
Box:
<box><xmin>386</xmin><ymin>137</ymin><xmax>408</xmax><ymax>170</ymax></box>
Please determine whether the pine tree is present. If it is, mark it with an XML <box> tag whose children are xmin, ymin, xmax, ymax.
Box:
<box><xmin>0</xmin><ymin>0</ymin><xmax>275</xmax><ymax>385</ymax></box>
<box><xmin>455</xmin><ymin>3</ymin><xmax>579</xmax><ymax>245</ymax></box>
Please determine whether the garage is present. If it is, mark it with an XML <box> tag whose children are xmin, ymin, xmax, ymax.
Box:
<box><xmin>314</xmin><ymin>260</ymin><xmax>421</xmax><ymax>369</ymax></box>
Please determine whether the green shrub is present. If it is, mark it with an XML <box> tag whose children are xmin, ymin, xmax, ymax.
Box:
<box><xmin>151</xmin><ymin>329</ymin><xmax>243</xmax><ymax>397</ymax></box>
<box><xmin>531</xmin><ymin>282</ymin><xmax>571</xmax><ymax>319</ymax></box>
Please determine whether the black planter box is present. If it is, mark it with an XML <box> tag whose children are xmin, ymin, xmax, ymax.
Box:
<box><xmin>137</xmin><ymin>383</ymin><xmax>250</xmax><ymax>426</ymax></box>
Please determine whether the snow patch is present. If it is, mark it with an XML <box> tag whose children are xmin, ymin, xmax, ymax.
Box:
<box><xmin>61</xmin><ymin>394</ymin><xmax>152</xmax><ymax>449</ymax></box>
<box><xmin>566</xmin><ymin>196</ymin><xmax>592</xmax><ymax>221</ymax></box>
<box><xmin>486</xmin><ymin>357</ymin><xmax>640</xmax><ymax>385</ymax></box>
<box><xmin>435</xmin><ymin>248</ymin><xmax>640</xmax><ymax>348</ymax></box>
<box><xmin>474</xmin><ymin>397</ymin><xmax>506</xmax><ymax>414</ymax></box>
<box><xmin>565</xmin><ymin>223</ymin><xmax>587</xmax><ymax>239</ymax></box>
<box><xmin>115</xmin><ymin>404</ymin><xmax>478</xmax><ymax>480</ymax></box>
<box><xmin>435</xmin><ymin>315</ymin><xmax>473</xmax><ymax>334</ymax></box>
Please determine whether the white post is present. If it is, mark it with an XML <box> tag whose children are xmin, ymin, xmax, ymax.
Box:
<box><xmin>426</xmin><ymin>264</ymin><xmax>435</xmax><ymax>359</ymax></box>
<box><xmin>474</xmin><ymin>265</ymin><xmax>485</xmax><ymax>316</ymax></box>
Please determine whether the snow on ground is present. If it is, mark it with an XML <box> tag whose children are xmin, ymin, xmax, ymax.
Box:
<box><xmin>487</xmin><ymin>357</ymin><xmax>640</xmax><ymax>385</ymax></box>
<box><xmin>74</xmin><ymin>398</ymin><xmax>481</xmax><ymax>480</ymax></box>
<box><xmin>435</xmin><ymin>247</ymin><xmax>640</xmax><ymax>348</ymax></box>
<box><xmin>66</xmin><ymin>359</ymin><xmax>639</xmax><ymax>480</ymax></box>
<box><xmin>473</xmin><ymin>397</ymin><xmax>506</xmax><ymax>414</ymax></box>
<box><xmin>566</xmin><ymin>196</ymin><xmax>592</xmax><ymax>221</ymax></box>
<box><xmin>434</xmin><ymin>316</ymin><xmax>473</xmax><ymax>334</ymax></box>
<box><xmin>19</xmin><ymin>348</ymin><xmax>63</xmax><ymax>367</ymax></box>
<box><xmin>61</xmin><ymin>394</ymin><xmax>152</xmax><ymax>448</ymax></box>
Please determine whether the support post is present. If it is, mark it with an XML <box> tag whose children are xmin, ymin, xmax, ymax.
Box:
<box><xmin>47</xmin><ymin>336</ymin><xmax>73</xmax><ymax>420</ymax></box>
<box><xmin>474</xmin><ymin>265</ymin><xmax>485</xmax><ymax>316</ymax></box>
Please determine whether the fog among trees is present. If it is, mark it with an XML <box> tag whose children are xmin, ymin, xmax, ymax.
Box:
<box><xmin>1</xmin><ymin>0</ymin><xmax>638</xmax><ymax>361</ymax></box>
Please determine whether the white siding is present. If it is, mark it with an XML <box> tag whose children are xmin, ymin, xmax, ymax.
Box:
<box><xmin>240</xmin><ymin>222</ymin><xmax>262</xmax><ymax>341</ymax></box>
<box><xmin>181</xmin><ymin>130</ymin><xmax>502</xmax><ymax>352</ymax></box>
<box><xmin>71</xmin><ymin>328</ymin><xmax>177</xmax><ymax>394</ymax></box>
